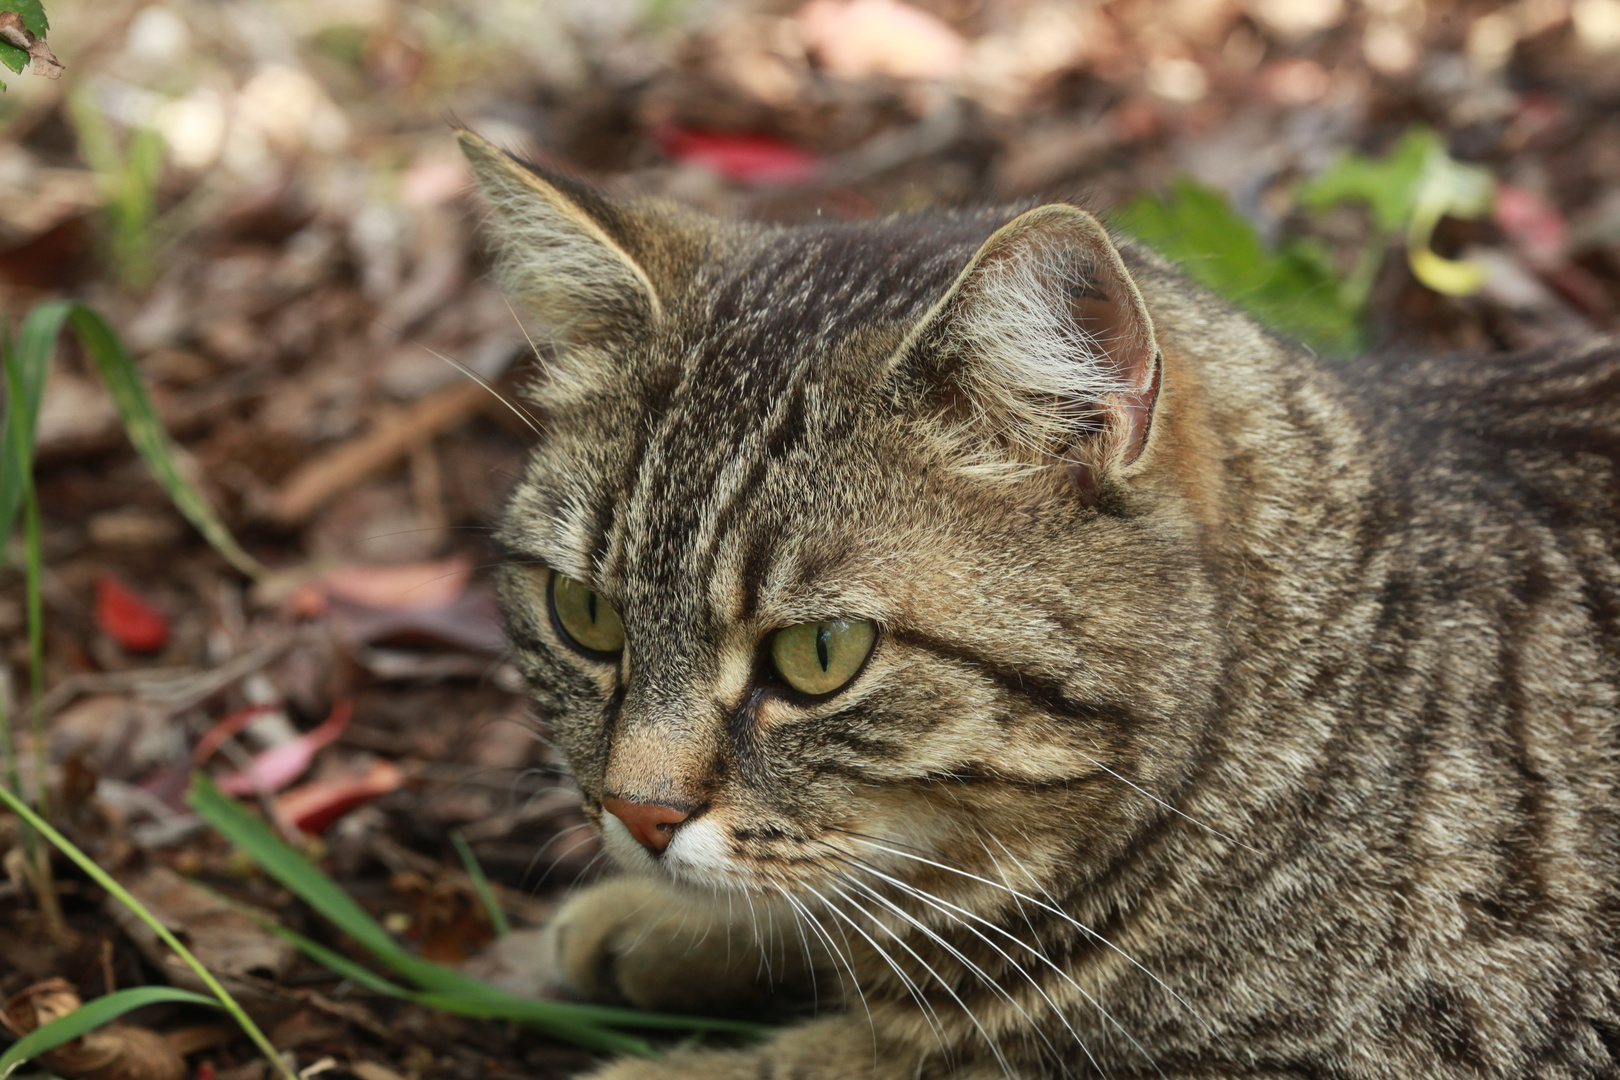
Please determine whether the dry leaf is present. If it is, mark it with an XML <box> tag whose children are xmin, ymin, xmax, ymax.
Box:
<box><xmin>107</xmin><ymin>869</ymin><xmax>297</xmax><ymax>990</ymax></box>
<box><xmin>0</xmin><ymin>11</ymin><xmax>64</xmax><ymax>79</ymax></box>
<box><xmin>2</xmin><ymin>979</ymin><xmax>185</xmax><ymax>1080</ymax></box>
<box><xmin>798</xmin><ymin>0</ymin><xmax>966</xmax><ymax>81</ymax></box>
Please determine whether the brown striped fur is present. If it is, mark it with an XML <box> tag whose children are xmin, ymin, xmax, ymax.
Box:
<box><xmin>460</xmin><ymin>129</ymin><xmax>1620</xmax><ymax>1080</ymax></box>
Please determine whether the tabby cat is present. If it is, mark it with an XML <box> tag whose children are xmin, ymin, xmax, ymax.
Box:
<box><xmin>458</xmin><ymin>128</ymin><xmax>1620</xmax><ymax>1080</ymax></box>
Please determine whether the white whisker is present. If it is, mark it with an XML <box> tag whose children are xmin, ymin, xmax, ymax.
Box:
<box><xmin>838</xmin><ymin>832</ymin><xmax>1216</xmax><ymax>1040</ymax></box>
<box><xmin>797</xmin><ymin>879</ymin><xmax>955</xmax><ymax>1065</ymax></box>
<box><xmin>832</xmin><ymin>871</ymin><xmax>1081</xmax><ymax>1078</ymax></box>
<box><xmin>825</xmin><ymin>882</ymin><xmax>1017</xmax><ymax>1079</ymax></box>
<box><xmin>417</xmin><ymin>338</ymin><xmax>544</xmax><ymax>437</ymax></box>
<box><xmin>1068</xmin><ymin>751</ymin><xmax>1257</xmax><ymax>853</ymax></box>
<box><xmin>827</xmin><ymin>847</ymin><xmax>1161</xmax><ymax>1078</ymax></box>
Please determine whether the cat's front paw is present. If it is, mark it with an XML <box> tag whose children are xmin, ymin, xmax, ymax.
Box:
<box><xmin>496</xmin><ymin>875</ymin><xmax>773</xmax><ymax>1015</ymax></box>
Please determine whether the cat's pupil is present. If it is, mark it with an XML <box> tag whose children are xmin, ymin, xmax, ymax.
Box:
<box><xmin>587</xmin><ymin>591</ymin><xmax>598</xmax><ymax>624</ymax></box>
<box><xmin>816</xmin><ymin>624</ymin><xmax>831</xmax><ymax>671</ymax></box>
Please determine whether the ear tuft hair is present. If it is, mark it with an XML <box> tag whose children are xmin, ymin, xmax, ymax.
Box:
<box><xmin>894</xmin><ymin>204</ymin><xmax>1161</xmax><ymax>489</ymax></box>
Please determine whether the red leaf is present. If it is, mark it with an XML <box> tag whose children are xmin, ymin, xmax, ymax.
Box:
<box><xmin>655</xmin><ymin>125</ymin><xmax>819</xmax><ymax>186</ymax></box>
<box><xmin>218</xmin><ymin>700</ymin><xmax>354</xmax><ymax>796</ymax></box>
<box><xmin>191</xmin><ymin>704</ymin><xmax>281</xmax><ymax>766</ymax></box>
<box><xmin>95</xmin><ymin>574</ymin><xmax>169</xmax><ymax>653</ymax></box>
<box><xmin>275</xmin><ymin>758</ymin><xmax>403</xmax><ymax>834</ymax></box>
<box><xmin>1494</xmin><ymin>184</ymin><xmax>1567</xmax><ymax>268</ymax></box>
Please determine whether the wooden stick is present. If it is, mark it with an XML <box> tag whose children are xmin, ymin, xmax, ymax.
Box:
<box><xmin>267</xmin><ymin>383</ymin><xmax>487</xmax><ymax>526</ymax></box>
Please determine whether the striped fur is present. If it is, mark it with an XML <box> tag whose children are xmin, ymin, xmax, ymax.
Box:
<box><xmin>462</xmin><ymin>130</ymin><xmax>1620</xmax><ymax>1080</ymax></box>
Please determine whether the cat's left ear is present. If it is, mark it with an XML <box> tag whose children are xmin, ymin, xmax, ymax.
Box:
<box><xmin>894</xmin><ymin>204</ymin><xmax>1161</xmax><ymax>489</ymax></box>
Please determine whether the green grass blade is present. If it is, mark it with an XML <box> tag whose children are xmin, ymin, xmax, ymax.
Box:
<box><xmin>409</xmin><ymin>994</ymin><xmax>656</xmax><ymax>1057</ymax></box>
<box><xmin>448</xmin><ymin>828</ymin><xmax>510</xmax><ymax>937</ymax></box>
<box><xmin>407</xmin><ymin>981</ymin><xmax>768</xmax><ymax>1035</ymax></box>
<box><xmin>188</xmin><ymin>775</ymin><xmax>517</xmax><ymax>997</ymax></box>
<box><xmin>0</xmin><ymin>987</ymin><xmax>220</xmax><ymax>1080</ymax></box>
<box><xmin>0</xmin><ymin>301</ymin><xmax>71</xmax><ymax>543</ymax></box>
<box><xmin>188</xmin><ymin>774</ymin><xmax>772</xmax><ymax>1043</ymax></box>
<box><xmin>187</xmin><ymin>774</ymin><xmax>411</xmax><ymax>962</ymax></box>
<box><xmin>181</xmin><ymin>875</ymin><xmax>416</xmax><ymax>1000</ymax></box>
<box><xmin>243</xmin><ymin>915</ymin><xmax>413</xmax><ymax>999</ymax></box>
<box><xmin>0</xmin><ymin>784</ymin><xmax>295</xmax><ymax>1080</ymax></box>
<box><xmin>65</xmin><ymin>305</ymin><xmax>265</xmax><ymax>579</ymax></box>
<box><xmin>1</xmin><ymin>340</ymin><xmax>24</xmax><ymax>802</ymax></box>
<box><xmin>22</xmin><ymin>482</ymin><xmax>45</xmax><ymax>818</ymax></box>
<box><xmin>190</xmin><ymin>775</ymin><xmax>598</xmax><ymax>995</ymax></box>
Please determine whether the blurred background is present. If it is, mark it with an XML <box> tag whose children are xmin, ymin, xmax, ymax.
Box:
<box><xmin>1</xmin><ymin>1</ymin><xmax>1619</xmax><ymax>1077</ymax></box>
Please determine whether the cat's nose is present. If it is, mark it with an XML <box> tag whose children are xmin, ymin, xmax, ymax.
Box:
<box><xmin>601</xmin><ymin>796</ymin><xmax>690</xmax><ymax>852</ymax></box>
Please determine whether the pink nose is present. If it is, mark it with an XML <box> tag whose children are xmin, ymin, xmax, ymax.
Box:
<box><xmin>601</xmin><ymin>796</ymin><xmax>690</xmax><ymax>852</ymax></box>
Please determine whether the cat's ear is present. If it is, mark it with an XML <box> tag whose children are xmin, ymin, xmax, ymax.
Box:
<box><xmin>895</xmin><ymin>204</ymin><xmax>1161</xmax><ymax>489</ymax></box>
<box><xmin>457</xmin><ymin>129</ymin><xmax>664</xmax><ymax>340</ymax></box>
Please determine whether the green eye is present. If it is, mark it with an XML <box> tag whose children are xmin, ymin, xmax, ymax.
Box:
<box><xmin>549</xmin><ymin>572</ymin><xmax>625</xmax><ymax>656</ymax></box>
<box><xmin>770</xmin><ymin>619</ymin><xmax>876</xmax><ymax>697</ymax></box>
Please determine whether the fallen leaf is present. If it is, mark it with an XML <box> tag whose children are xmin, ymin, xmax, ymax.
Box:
<box><xmin>320</xmin><ymin>556</ymin><xmax>472</xmax><ymax>610</ymax></box>
<box><xmin>217</xmin><ymin>700</ymin><xmax>353</xmax><ymax>796</ymax></box>
<box><xmin>1</xmin><ymin>980</ymin><xmax>185</xmax><ymax>1080</ymax></box>
<box><xmin>1494</xmin><ymin>184</ymin><xmax>1568</xmax><ymax>267</ymax></box>
<box><xmin>0</xmin><ymin>10</ymin><xmax>64</xmax><ymax>80</ymax></box>
<box><xmin>190</xmin><ymin>704</ymin><xmax>282</xmax><ymax>767</ymax></box>
<box><xmin>349</xmin><ymin>1061</ymin><xmax>408</xmax><ymax>1080</ymax></box>
<box><xmin>655</xmin><ymin>125</ymin><xmax>820</xmax><ymax>186</ymax></box>
<box><xmin>94</xmin><ymin>576</ymin><xmax>169</xmax><ymax>654</ymax></box>
<box><xmin>798</xmin><ymin>0</ymin><xmax>966</xmax><ymax>81</ymax></box>
<box><xmin>327</xmin><ymin>583</ymin><xmax>505</xmax><ymax>656</ymax></box>
<box><xmin>108</xmin><ymin>870</ymin><xmax>297</xmax><ymax>991</ymax></box>
<box><xmin>274</xmin><ymin>758</ymin><xmax>403</xmax><ymax>834</ymax></box>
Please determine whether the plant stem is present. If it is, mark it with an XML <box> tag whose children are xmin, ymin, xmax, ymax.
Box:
<box><xmin>0</xmin><ymin>784</ymin><xmax>298</xmax><ymax>1080</ymax></box>
<box><xmin>19</xmin><ymin>482</ymin><xmax>63</xmax><ymax>936</ymax></box>
<box><xmin>23</xmin><ymin>485</ymin><xmax>47</xmax><ymax>820</ymax></box>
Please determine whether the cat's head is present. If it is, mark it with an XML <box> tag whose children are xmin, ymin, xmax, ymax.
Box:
<box><xmin>462</xmin><ymin>131</ymin><xmax>1221</xmax><ymax>907</ymax></box>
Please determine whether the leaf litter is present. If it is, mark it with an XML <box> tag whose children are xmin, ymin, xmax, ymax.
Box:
<box><xmin>2</xmin><ymin>0</ymin><xmax>1619</xmax><ymax>1079</ymax></box>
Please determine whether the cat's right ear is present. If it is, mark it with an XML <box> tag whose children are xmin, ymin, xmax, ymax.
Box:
<box><xmin>457</xmin><ymin>129</ymin><xmax>663</xmax><ymax>341</ymax></box>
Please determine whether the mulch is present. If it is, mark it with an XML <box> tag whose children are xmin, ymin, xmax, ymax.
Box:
<box><xmin>1</xmin><ymin>0</ymin><xmax>1617</xmax><ymax>1077</ymax></box>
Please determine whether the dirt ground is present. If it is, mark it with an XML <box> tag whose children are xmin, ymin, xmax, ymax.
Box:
<box><xmin>1</xmin><ymin>1</ymin><xmax>1618</xmax><ymax>1078</ymax></box>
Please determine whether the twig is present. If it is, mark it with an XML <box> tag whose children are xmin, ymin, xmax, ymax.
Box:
<box><xmin>269</xmin><ymin>383</ymin><xmax>489</xmax><ymax>525</ymax></box>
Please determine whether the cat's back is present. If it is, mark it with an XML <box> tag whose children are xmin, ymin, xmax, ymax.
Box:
<box><xmin>1359</xmin><ymin>337</ymin><xmax>1620</xmax><ymax>532</ymax></box>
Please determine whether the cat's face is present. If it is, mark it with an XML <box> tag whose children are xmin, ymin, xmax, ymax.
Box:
<box><xmin>466</xmin><ymin>132</ymin><xmax>1221</xmax><ymax>910</ymax></box>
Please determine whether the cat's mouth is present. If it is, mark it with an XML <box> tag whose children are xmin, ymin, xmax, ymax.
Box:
<box><xmin>598</xmin><ymin>807</ymin><xmax>803</xmax><ymax>892</ymax></box>
<box><xmin>596</xmin><ymin>801</ymin><xmax>949</xmax><ymax>911</ymax></box>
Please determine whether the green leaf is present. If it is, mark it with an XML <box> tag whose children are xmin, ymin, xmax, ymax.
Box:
<box><xmin>1117</xmin><ymin>178</ymin><xmax>1363</xmax><ymax>355</ymax></box>
<box><xmin>0</xmin><ymin>40</ymin><xmax>24</xmax><ymax>75</ymax></box>
<box><xmin>0</xmin><ymin>988</ymin><xmax>220</xmax><ymax>1080</ymax></box>
<box><xmin>1298</xmin><ymin>127</ymin><xmax>1436</xmax><ymax>234</ymax></box>
<box><xmin>2</xmin><ymin>0</ymin><xmax>49</xmax><ymax>39</ymax></box>
<box><xmin>449</xmin><ymin>828</ymin><xmax>510</xmax><ymax>937</ymax></box>
<box><xmin>66</xmin><ymin>306</ymin><xmax>265</xmax><ymax>578</ymax></box>
<box><xmin>0</xmin><ymin>303</ymin><xmax>68</xmax><ymax>543</ymax></box>
<box><xmin>1298</xmin><ymin>126</ymin><xmax>1495</xmax><ymax>299</ymax></box>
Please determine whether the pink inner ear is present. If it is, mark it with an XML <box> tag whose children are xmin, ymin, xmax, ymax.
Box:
<box><xmin>1071</xmin><ymin>263</ymin><xmax>1160</xmax><ymax>468</ymax></box>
